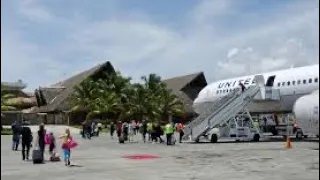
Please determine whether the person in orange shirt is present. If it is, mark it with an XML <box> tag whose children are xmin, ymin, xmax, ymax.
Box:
<box><xmin>176</xmin><ymin>122</ymin><xmax>184</xmax><ymax>143</ymax></box>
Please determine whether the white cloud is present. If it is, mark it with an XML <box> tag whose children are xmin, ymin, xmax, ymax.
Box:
<box><xmin>1</xmin><ymin>0</ymin><xmax>319</xmax><ymax>90</ymax></box>
<box><xmin>17</xmin><ymin>0</ymin><xmax>55</xmax><ymax>23</ymax></box>
<box><xmin>227</xmin><ymin>48</ymin><xmax>240</xmax><ymax>59</ymax></box>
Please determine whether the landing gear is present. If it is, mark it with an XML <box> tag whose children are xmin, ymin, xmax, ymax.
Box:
<box><xmin>210</xmin><ymin>134</ymin><xmax>218</xmax><ymax>143</ymax></box>
<box><xmin>253</xmin><ymin>134</ymin><xmax>260</xmax><ymax>142</ymax></box>
<box><xmin>296</xmin><ymin>132</ymin><xmax>303</xmax><ymax>139</ymax></box>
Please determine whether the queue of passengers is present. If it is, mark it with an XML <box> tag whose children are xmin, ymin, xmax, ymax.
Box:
<box><xmin>110</xmin><ymin>120</ymin><xmax>185</xmax><ymax>145</ymax></box>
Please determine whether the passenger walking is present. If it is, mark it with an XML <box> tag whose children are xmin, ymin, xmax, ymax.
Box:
<box><xmin>37</xmin><ymin>124</ymin><xmax>46</xmax><ymax>158</ymax></box>
<box><xmin>165</xmin><ymin>122</ymin><xmax>174</xmax><ymax>145</ymax></box>
<box><xmin>128</xmin><ymin>122</ymin><xmax>134</xmax><ymax>142</ymax></box>
<box><xmin>81</xmin><ymin>121</ymin><xmax>86</xmax><ymax>138</ymax></box>
<box><xmin>116</xmin><ymin>121</ymin><xmax>122</xmax><ymax>138</ymax></box>
<box><xmin>60</xmin><ymin>129</ymin><xmax>73</xmax><ymax>166</ymax></box>
<box><xmin>21</xmin><ymin>125</ymin><xmax>32</xmax><ymax>160</ymax></box>
<box><xmin>122</xmin><ymin>121</ymin><xmax>129</xmax><ymax>141</ymax></box>
<box><xmin>147</xmin><ymin>121</ymin><xmax>153</xmax><ymax>142</ymax></box>
<box><xmin>48</xmin><ymin>132</ymin><xmax>56</xmax><ymax>157</ymax></box>
<box><xmin>154</xmin><ymin>123</ymin><xmax>164</xmax><ymax>143</ymax></box>
<box><xmin>11</xmin><ymin>121</ymin><xmax>21</xmax><ymax>151</ymax></box>
<box><xmin>176</xmin><ymin>122</ymin><xmax>184</xmax><ymax>143</ymax></box>
<box><xmin>141</xmin><ymin>120</ymin><xmax>148</xmax><ymax>143</ymax></box>
<box><xmin>110</xmin><ymin>122</ymin><xmax>115</xmax><ymax>139</ymax></box>
<box><xmin>87</xmin><ymin>121</ymin><xmax>92</xmax><ymax>139</ymax></box>
<box><xmin>151</xmin><ymin>124</ymin><xmax>157</xmax><ymax>143</ymax></box>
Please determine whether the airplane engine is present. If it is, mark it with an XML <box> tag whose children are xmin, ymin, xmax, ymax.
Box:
<box><xmin>293</xmin><ymin>91</ymin><xmax>319</xmax><ymax>137</ymax></box>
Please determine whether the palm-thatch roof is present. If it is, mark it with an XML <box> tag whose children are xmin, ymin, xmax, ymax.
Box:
<box><xmin>32</xmin><ymin>61</ymin><xmax>115</xmax><ymax>113</ymax></box>
<box><xmin>162</xmin><ymin>72</ymin><xmax>207</xmax><ymax>114</ymax></box>
<box><xmin>32</xmin><ymin>61</ymin><xmax>207</xmax><ymax>114</ymax></box>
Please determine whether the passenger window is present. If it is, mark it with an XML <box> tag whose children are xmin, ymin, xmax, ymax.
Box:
<box><xmin>292</xmin><ymin>81</ymin><xmax>295</xmax><ymax>85</ymax></box>
<box><xmin>287</xmin><ymin>81</ymin><xmax>290</xmax><ymax>86</ymax></box>
<box><xmin>309</xmin><ymin>78</ymin><xmax>312</xmax><ymax>83</ymax></box>
<box><xmin>216</xmin><ymin>90</ymin><xmax>219</xmax><ymax>94</ymax></box>
<box><xmin>226</xmin><ymin>89</ymin><xmax>228</xmax><ymax>93</ymax></box>
<box><xmin>282</xmin><ymin>82</ymin><xmax>285</xmax><ymax>86</ymax></box>
<box><xmin>297</xmin><ymin>80</ymin><xmax>301</xmax><ymax>84</ymax></box>
<box><xmin>277</xmin><ymin>83</ymin><xmax>281</xmax><ymax>86</ymax></box>
<box><xmin>315</xmin><ymin>78</ymin><xmax>319</xmax><ymax>83</ymax></box>
<box><xmin>223</xmin><ymin>90</ymin><xmax>225</xmax><ymax>93</ymax></box>
<box><xmin>303</xmin><ymin>80</ymin><xmax>306</xmax><ymax>84</ymax></box>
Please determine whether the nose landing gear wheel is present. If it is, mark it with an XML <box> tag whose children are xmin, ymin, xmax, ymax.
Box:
<box><xmin>210</xmin><ymin>134</ymin><xmax>218</xmax><ymax>143</ymax></box>
<box><xmin>253</xmin><ymin>134</ymin><xmax>260</xmax><ymax>142</ymax></box>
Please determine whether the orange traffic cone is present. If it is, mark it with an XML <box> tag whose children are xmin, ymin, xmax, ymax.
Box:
<box><xmin>286</xmin><ymin>136</ymin><xmax>292</xmax><ymax>149</ymax></box>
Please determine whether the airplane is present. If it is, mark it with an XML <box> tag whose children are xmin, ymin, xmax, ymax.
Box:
<box><xmin>193</xmin><ymin>64</ymin><xmax>319</xmax><ymax>114</ymax></box>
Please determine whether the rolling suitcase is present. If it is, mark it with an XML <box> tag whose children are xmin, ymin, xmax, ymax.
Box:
<box><xmin>32</xmin><ymin>149</ymin><xmax>44</xmax><ymax>164</ymax></box>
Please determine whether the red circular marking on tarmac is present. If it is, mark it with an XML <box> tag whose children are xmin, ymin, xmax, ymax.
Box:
<box><xmin>121</xmin><ymin>154</ymin><xmax>160</xmax><ymax>160</ymax></box>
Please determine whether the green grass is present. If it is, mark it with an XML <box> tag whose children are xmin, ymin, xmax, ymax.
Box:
<box><xmin>1</xmin><ymin>128</ymin><xmax>12</xmax><ymax>135</ymax></box>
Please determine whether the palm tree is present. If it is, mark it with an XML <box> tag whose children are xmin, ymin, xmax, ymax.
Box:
<box><xmin>71</xmin><ymin>72</ymin><xmax>132</xmax><ymax>122</ymax></box>
<box><xmin>158</xmin><ymin>85</ymin><xmax>185</xmax><ymax>122</ymax></box>
<box><xmin>70</xmin><ymin>72</ymin><xmax>185</xmax><ymax>125</ymax></box>
<box><xmin>71</xmin><ymin>79</ymin><xmax>97</xmax><ymax>112</ymax></box>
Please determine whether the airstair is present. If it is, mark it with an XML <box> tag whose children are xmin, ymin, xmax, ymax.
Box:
<box><xmin>183</xmin><ymin>90</ymin><xmax>240</xmax><ymax>138</ymax></box>
<box><xmin>186</xmin><ymin>85</ymin><xmax>261</xmax><ymax>142</ymax></box>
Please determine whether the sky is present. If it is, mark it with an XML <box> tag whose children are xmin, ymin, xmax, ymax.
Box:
<box><xmin>1</xmin><ymin>0</ymin><xmax>319</xmax><ymax>91</ymax></box>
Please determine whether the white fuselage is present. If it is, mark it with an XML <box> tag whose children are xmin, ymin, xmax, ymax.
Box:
<box><xmin>194</xmin><ymin>64</ymin><xmax>319</xmax><ymax>113</ymax></box>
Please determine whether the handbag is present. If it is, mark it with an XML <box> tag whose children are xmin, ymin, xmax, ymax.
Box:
<box><xmin>45</xmin><ymin>134</ymin><xmax>51</xmax><ymax>145</ymax></box>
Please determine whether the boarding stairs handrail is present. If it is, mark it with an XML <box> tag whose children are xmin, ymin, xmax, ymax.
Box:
<box><xmin>183</xmin><ymin>90</ymin><xmax>241</xmax><ymax>137</ymax></box>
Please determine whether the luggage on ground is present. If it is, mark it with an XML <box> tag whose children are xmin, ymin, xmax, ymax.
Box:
<box><xmin>50</xmin><ymin>153</ymin><xmax>61</xmax><ymax>162</ymax></box>
<box><xmin>32</xmin><ymin>149</ymin><xmax>43</xmax><ymax>164</ymax></box>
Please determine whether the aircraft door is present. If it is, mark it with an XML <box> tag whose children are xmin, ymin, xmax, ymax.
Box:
<box><xmin>266</xmin><ymin>75</ymin><xmax>276</xmax><ymax>87</ymax></box>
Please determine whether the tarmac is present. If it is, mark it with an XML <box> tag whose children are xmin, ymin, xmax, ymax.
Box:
<box><xmin>1</xmin><ymin>126</ymin><xmax>319</xmax><ymax>180</ymax></box>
